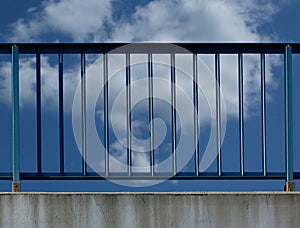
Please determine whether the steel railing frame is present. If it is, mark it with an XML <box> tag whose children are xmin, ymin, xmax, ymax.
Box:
<box><xmin>0</xmin><ymin>43</ymin><xmax>299</xmax><ymax>192</ymax></box>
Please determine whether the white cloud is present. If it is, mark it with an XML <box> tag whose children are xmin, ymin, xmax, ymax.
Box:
<box><xmin>111</xmin><ymin>0</ymin><xmax>277</xmax><ymax>42</ymax></box>
<box><xmin>5</xmin><ymin>0</ymin><xmax>278</xmax><ymax>43</ymax></box>
<box><xmin>7</xmin><ymin>0</ymin><xmax>112</xmax><ymax>42</ymax></box>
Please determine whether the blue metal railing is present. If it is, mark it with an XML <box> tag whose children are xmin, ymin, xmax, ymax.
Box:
<box><xmin>285</xmin><ymin>45</ymin><xmax>293</xmax><ymax>183</ymax></box>
<box><xmin>0</xmin><ymin>43</ymin><xmax>299</xmax><ymax>191</ymax></box>
<box><xmin>11</xmin><ymin>46</ymin><xmax>20</xmax><ymax>185</ymax></box>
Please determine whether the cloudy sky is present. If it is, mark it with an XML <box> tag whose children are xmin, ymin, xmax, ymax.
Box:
<box><xmin>0</xmin><ymin>0</ymin><xmax>300</xmax><ymax>191</ymax></box>
<box><xmin>1</xmin><ymin>0</ymin><xmax>299</xmax><ymax>43</ymax></box>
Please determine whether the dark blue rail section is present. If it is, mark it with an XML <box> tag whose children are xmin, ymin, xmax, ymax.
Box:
<box><xmin>0</xmin><ymin>43</ymin><xmax>299</xmax><ymax>191</ymax></box>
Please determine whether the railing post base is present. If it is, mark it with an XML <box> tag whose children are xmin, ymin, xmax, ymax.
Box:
<box><xmin>12</xmin><ymin>182</ymin><xmax>21</xmax><ymax>192</ymax></box>
<box><xmin>285</xmin><ymin>181</ymin><xmax>295</xmax><ymax>192</ymax></box>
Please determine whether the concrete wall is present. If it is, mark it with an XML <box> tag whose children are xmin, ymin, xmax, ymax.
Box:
<box><xmin>0</xmin><ymin>192</ymin><xmax>300</xmax><ymax>227</ymax></box>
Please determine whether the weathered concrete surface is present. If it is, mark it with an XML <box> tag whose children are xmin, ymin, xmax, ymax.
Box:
<box><xmin>0</xmin><ymin>192</ymin><xmax>300</xmax><ymax>227</ymax></box>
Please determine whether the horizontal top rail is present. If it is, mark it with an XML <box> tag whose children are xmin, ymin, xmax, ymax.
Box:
<box><xmin>1</xmin><ymin>43</ymin><xmax>300</xmax><ymax>54</ymax></box>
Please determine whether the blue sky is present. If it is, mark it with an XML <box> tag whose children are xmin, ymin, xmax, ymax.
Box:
<box><xmin>1</xmin><ymin>0</ymin><xmax>300</xmax><ymax>192</ymax></box>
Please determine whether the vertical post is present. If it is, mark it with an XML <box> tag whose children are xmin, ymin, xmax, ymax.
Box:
<box><xmin>126</xmin><ymin>53</ymin><xmax>132</xmax><ymax>176</ymax></box>
<box><xmin>58</xmin><ymin>53</ymin><xmax>64</xmax><ymax>175</ymax></box>
<box><xmin>193</xmin><ymin>54</ymin><xmax>199</xmax><ymax>176</ymax></box>
<box><xmin>238</xmin><ymin>53</ymin><xmax>245</xmax><ymax>176</ymax></box>
<box><xmin>36</xmin><ymin>53</ymin><xmax>42</xmax><ymax>175</ymax></box>
<box><xmin>104</xmin><ymin>53</ymin><xmax>109</xmax><ymax>176</ymax></box>
<box><xmin>215</xmin><ymin>53</ymin><xmax>222</xmax><ymax>176</ymax></box>
<box><xmin>12</xmin><ymin>45</ymin><xmax>20</xmax><ymax>192</ymax></box>
<box><xmin>284</xmin><ymin>45</ymin><xmax>295</xmax><ymax>191</ymax></box>
<box><xmin>81</xmin><ymin>53</ymin><xmax>87</xmax><ymax>176</ymax></box>
<box><xmin>171</xmin><ymin>53</ymin><xmax>177</xmax><ymax>175</ymax></box>
<box><xmin>148</xmin><ymin>53</ymin><xmax>155</xmax><ymax>176</ymax></box>
<box><xmin>261</xmin><ymin>53</ymin><xmax>267</xmax><ymax>176</ymax></box>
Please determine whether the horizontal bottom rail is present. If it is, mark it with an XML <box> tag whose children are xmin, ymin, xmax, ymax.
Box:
<box><xmin>1</xmin><ymin>172</ymin><xmax>300</xmax><ymax>180</ymax></box>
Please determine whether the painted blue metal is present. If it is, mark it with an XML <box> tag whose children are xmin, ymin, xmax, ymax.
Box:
<box><xmin>81</xmin><ymin>53</ymin><xmax>87</xmax><ymax>176</ymax></box>
<box><xmin>126</xmin><ymin>53</ymin><xmax>132</xmax><ymax>176</ymax></box>
<box><xmin>261</xmin><ymin>53</ymin><xmax>267</xmax><ymax>176</ymax></box>
<box><xmin>0</xmin><ymin>171</ymin><xmax>293</xmax><ymax>180</ymax></box>
<box><xmin>148</xmin><ymin>53</ymin><xmax>155</xmax><ymax>176</ymax></box>
<box><xmin>215</xmin><ymin>53</ymin><xmax>222</xmax><ymax>176</ymax></box>
<box><xmin>103</xmin><ymin>53</ymin><xmax>109</xmax><ymax>176</ymax></box>
<box><xmin>238</xmin><ymin>53</ymin><xmax>245</xmax><ymax>176</ymax></box>
<box><xmin>171</xmin><ymin>53</ymin><xmax>177</xmax><ymax>175</ymax></box>
<box><xmin>59</xmin><ymin>53</ymin><xmax>64</xmax><ymax>175</ymax></box>
<box><xmin>285</xmin><ymin>45</ymin><xmax>293</xmax><ymax>182</ymax></box>
<box><xmin>1</xmin><ymin>43</ymin><xmax>300</xmax><ymax>189</ymax></box>
<box><xmin>36</xmin><ymin>53</ymin><xmax>42</xmax><ymax>174</ymax></box>
<box><xmin>12</xmin><ymin>45</ymin><xmax>20</xmax><ymax>183</ymax></box>
<box><xmin>0</xmin><ymin>43</ymin><xmax>299</xmax><ymax>54</ymax></box>
<box><xmin>193</xmin><ymin>54</ymin><xmax>199</xmax><ymax>176</ymax></box>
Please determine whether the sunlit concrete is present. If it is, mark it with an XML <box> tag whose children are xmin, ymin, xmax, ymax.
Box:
<box><xmin>0</xmin><ymin>192</ymin><xmax>299</xmax><ymax>227</ymax></box>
